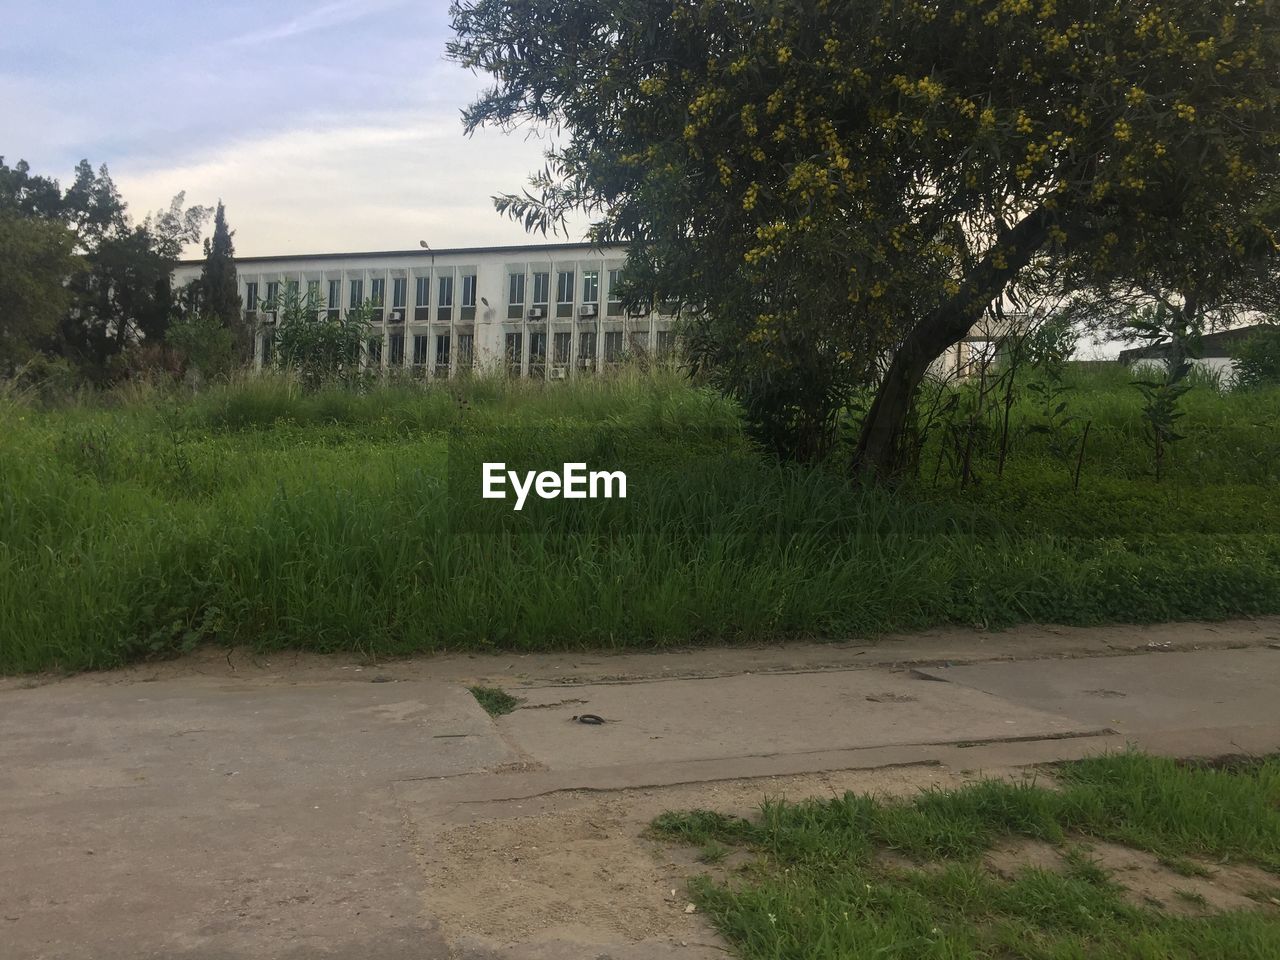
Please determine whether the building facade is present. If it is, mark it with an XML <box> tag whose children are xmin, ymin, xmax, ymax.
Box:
<box><xmin>170</xmin><ymin>242</ymin><xmax>680</xmax><ymax>378</ymax></box>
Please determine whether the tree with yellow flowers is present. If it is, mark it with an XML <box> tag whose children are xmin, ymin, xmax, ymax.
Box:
<box><xmin>449</xmin><ymin>0</ymin><xmax>1280</xmax><ymax>477</ymax></box>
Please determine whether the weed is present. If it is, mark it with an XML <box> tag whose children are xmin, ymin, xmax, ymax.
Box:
<box><xmin>469</xmin><ymin>685</ymin><xmax>522</xmax><ymax>717</ymax></box>
<box><xmin>654</xmin><ymin>752</ymin><xmax>1280</xmax><ymax>959</ymax></box>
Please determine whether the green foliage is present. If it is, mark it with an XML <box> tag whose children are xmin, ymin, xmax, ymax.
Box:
<box><xmin>195</xmin><ymin>201</ymin><xmax>247</xmax><ymax>360</ymax></box>
<box><xmin>0</xmin><ymin>210</ymin><xmax>78</xmax><ymax>369</ymax></box>
<box><xmin>653</xmin><ymin>752</ymin><xmax>1280</xmax><ymax>959</ymax></box>
<box><xmin>269</xmin><ymin>287</ymin><xmax>370</xmax><ymax>389</ymax></box>
<box><xmin>0</xmin><ymin>156</ymin><xmax>208</xmax><ymax>382</ymax></box>
<box><xmin>1128</xmin><ymin>303</ymin><xmax>1200</xmax><ymax>481</ymax></box>
<box><xmin>0</xmin><ymin>368</ymin><xmax>1277</xmax><ymax>673</ymax></box>
<box><xmin>166</xmin><ymin>313</ymin><xmax>236</xmax><ymax>382</ymax></box>
<box><xmin>468</xmin><ymin>685</ymin><xmax>522</xmax><ymax>716</ymax></box>
<box><xmin>1234</xmin><ymin>325</ymin><xmax>1280</xmax><ymax>390</ymax></box>
<box><xmin>449</xmin><ymin>0</ymin><xmax>1280</xmax><ymax>475</ymax></box>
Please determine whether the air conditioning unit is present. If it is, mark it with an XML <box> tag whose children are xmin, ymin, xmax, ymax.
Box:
<box><xmin>549</xmin><ymin>367</ymin><xmax>567</xmax><ymax>380</ymax></box>
<box><xmin>262</xmin><ymin>311</ymin><xmax>277</xmax><ymax>324</ymax></box>
<box><xmin>578</xmin><ymin>303</ymin><xmax>598</xmax><ymax>317</ymax></box>
<box><xmin>628</xmin><ymin>305</ymin><xmax>651</xmax><ymax>317</ymax></box>
<box><xmin>527</xmin><ymin>307</ymin><xmax>544</xmax><ymax>319</ymax></box>
<box><xmin>388</xmin><ymin>310</ymin><xmax>403</xmax><ymax>324</ymax></box>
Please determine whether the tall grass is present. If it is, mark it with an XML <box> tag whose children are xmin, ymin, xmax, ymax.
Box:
<box><xmin>1</xmin><ymin>367</ymin><xmax>1278</xmax><ymax>672</ymax></box>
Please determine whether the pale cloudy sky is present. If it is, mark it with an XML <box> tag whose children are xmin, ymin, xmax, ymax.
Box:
<box><xmin>0</xmin><ymin>0</ymin><xmax>586</xmax><ymax>256</ymax></box>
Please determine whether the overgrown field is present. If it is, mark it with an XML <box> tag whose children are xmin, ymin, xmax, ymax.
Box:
<box><xmin>1</xmin><ymin>367</ymin><xmax>1278</xmax><ymax>673</ymax></box>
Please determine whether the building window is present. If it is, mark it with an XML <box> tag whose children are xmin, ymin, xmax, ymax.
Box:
<box><xmin>532</xmin><ymin>271</ymin><xmax>550</xmax><ymax>306</ymax></box>
<box><xmin>388</xmin><ymin>332</ymin><xmax>404</xmax><ymax>366</ymax></box>
<box><xmin>607</xmin><ymin>269</ymin><xmax>624</xmax><ymax>315</ymax></box>
<box><xmin>392</xmin><ymin>277</ymin><xmax>407</xmax><ymax>310</ymax></box>
<box><xmin>265</xmin><ymin>280</ymin><xmax>279</xmax><ymax>305</ymax></box>
<box><xmin>460</xmin><ymin>273</ymin><xmax>477</xmax><ymax>321</ymax></box>
<box><xmin>582</xmin><ymin>270</ymin><xmax>599</xmax><ymax>304</ymax></box>
<box><xmin>437</xmin><ymin>275</ymin><xmax>453</xmax><ymax>322</ymax></box>
<box><xmin>414</xmin><ymin>276</ymin><xmax>430</xmax><ymax>321</ymax></box>
<box><xmin>366</xmin><ymin>336</ymin><xmax>382</xmax><ymax>366</ymax></box>
<box><xmin>457</xmin><ymin>333</ymin><xmax>474</xmax><ymax>370</ymax></box>
<box><xmin>604</xmin><ymin>330</ymin><xmax>624</xmax><ymax>364</ymax></box>
<box><xmin>435</xmin><ymin>334</ymin><xmax>451</xmax><ymax>376</ymax></box>
<box><xmin>657</xmin><ymin>330</ymin><xmax>677</xmax><ymax>358</ymax></box>
<box><xmin>505</xmin><ymin>332</ymin><xmax>523</xmax><ymax>377</ymax></box>
<box><xmin>328</xmin><ymin>279</ymin><xmax>340</xmax><ymax>309</ymax></box>
<box><xmin>370</xmin><ymin>278</ymin><xmax>385</xmax><ymax>311</ymax></box>
<box><xmin>350</xmin><ymin>279</ymin><xmax>364</xmax><ymax>310</ymax></box>
<box><xmin>261</xmin><ymin>333</ymin><xmax>274</xmax><ymax>365</ymax></box>
<box><xmin>556</xmin><ymin>271</ymin><xmax>574</xmax><ymax>317</ymax></box>
<box><xmin>307</xmin><ymin>280</ymin><xmax>320</xmax><ymax>302</ymax></box>
<box><xmin>286</xmin><ymin>279</ymin><xmax>299</xmax><ymax>300</ymax></box>
<box><xmin>508</xmin><ymin>272</ymin><xmax>526</xmax><ymax>319</ymax></box>
<box><xmin>578</xmin><ymin>330</ymin><xmax>597</xmax><ymax>369</ymax></box>
<box><xmin>553</xmin><ymin>331</ymin><xmax>571</xmax><ymax>365</ymax></box>
<box><xmin>245</xmin><ymin>282</ymin><xmax>259</xmax><ymax>316</ymax></box>
<box><xmin>529</xmin><ymin>331</ymin><xmax>547</xmax><ymax>378</ymax></box>
<box><xmin>412</xmin><ymin>334</ymin><xmax>429</xmax><ymax>366</ymax></box>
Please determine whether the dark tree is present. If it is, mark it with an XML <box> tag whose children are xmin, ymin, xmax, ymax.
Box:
<box><xmin>200</xmin><ymin>201</ymin><xmax>242</xmax><ymax>332</ymax></box>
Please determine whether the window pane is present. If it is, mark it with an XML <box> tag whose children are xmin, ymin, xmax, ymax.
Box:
<box><xmin>415</xmin><ymin>277</ymin><xmax>430</xmax><ymax>306</ymax></box>
<box><xmin>557</xmin><ymin>271</ymin><xmax>574</xmax><ymax>303</ymax></box>
<box><xmin>553</xmin><ymin>331</ymin><xmax>571</xmax><ymax>364</ymax></box>
<box><xmin>392</xmin><ymin>278</ymin><xmax>407</xmax><ymax>309</ymax></box>
<box><xmin>328</xmin><ymin>280</ymin><xmax>340</xmax><ymax>308</ymax></box>
<box><xmin>350</xmin><ymin>279</ymin><xmax>363</xmax><ymax>309</ymax></box>
<box><xmin>532</xmin><ymin>272</ymin><xmax>549</xmax><ymax>304</ymax></box>
<box><xmin>508</xmin><ymin>272</ymin><xmax>525</xmax><ymax>304</ymax></box>
<box><xmin>265</xmin><ymin>281</ymin><xmax>279</xmax><ymax>303</ymax></box>
<box><xmin>286</xmin><ymin>279</ymin><xmax>299</xmax><ymax>298</ymax></box>
<box><xmin>582</xmin><ymin>270</ymin><xmax>599</xmax><ymax>303</ymax></box>
<box><xmin>438</xmin><ymin>276</ymin><xmax>453</xmax><ymax>306</ymax></box>
<box><xmin>461</xmin><ymin>274</ymin><xmax>477</xmax><ymax>308</ymax></box>
<box><xmin>370</xmin><ymin>278</ymin><xmax>385</xmax><ymax>307</ymax></box>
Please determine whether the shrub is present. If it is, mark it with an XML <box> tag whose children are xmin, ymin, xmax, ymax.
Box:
<box><xmin>1233</xmin><ymin>324</ymin><xmax>1280</xmax><ymax>390</ymax></box>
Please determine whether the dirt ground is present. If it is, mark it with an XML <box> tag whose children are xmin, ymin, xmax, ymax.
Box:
<box><xmin>420</xmin><ymin>765</ymin><xmax>978</xmax><ymax>947</ymax></box>
<box><xmin>422</xmin><ymin>761</ymin><xmax>1280</xmax><ymax>951</ymax></box>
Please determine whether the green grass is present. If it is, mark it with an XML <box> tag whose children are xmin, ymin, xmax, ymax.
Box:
<box><xmin>1</xmin><ymin>367</ymin><xmax>1278</xmax><ymax>673</ymax></box>
<box><xmin>651</xmin><ymin>752</ymin><xmax>1280</xmax><ymax>959</ymax></box>
<box><xmin>468</xmin><ymin>685</ymin><xmax>522</xmax><ymax>717</ymax></box>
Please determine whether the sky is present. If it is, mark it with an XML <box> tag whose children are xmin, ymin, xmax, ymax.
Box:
<box><xmin>0</xmin><ymin>0</ymin><xmax>587</xmax><ymax>257</ymax></box>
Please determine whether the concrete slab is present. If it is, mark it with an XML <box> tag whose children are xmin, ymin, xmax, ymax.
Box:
<box><xmin>499</xmin><ymin>669</ymin><xmax>1111</xmax><ymax>770</ymax></box>
<box><xmin>0</xmin><ymin>678</ymin><xmax>509</xmax><ymax>960</ymax></box>
<box><xmin>5</xmin><ymin>636</ymin><xmax>1279</xmax><ymax>960</ymax></box>
<box><xmin>916</xmin><ymin>648</ymin><xmax>1280</xmax><ymax>735</ymax></box>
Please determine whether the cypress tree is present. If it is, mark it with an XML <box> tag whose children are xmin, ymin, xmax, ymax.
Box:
<box><xmin>200</xmin><ymin>201</ymin><xmax>240</xmax><ymax>328</ymax></box>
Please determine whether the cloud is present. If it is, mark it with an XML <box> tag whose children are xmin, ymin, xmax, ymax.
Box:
<box><xmin>226</xmin><ymin>0</ymin><xmax>410</xmax><ymax>48</ymax></box>
<box><xmin>113</xmin><ymin>111</ymin><xmax>591</xmax><ymax>258</ymax></box>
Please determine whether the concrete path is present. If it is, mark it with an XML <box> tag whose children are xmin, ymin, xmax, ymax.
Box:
<box><xmin>2</xmin><ymin>618</ymin><xmax>1279</xmax><ymax>959</ymax></box>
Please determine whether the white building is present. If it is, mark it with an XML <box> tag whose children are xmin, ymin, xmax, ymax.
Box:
<box><xmin>170</xmin><ymin>242</ymin><xmax>680</xmax><ymax>379</ymax></box>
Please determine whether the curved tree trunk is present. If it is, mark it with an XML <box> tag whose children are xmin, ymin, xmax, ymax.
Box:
<box><xmin>853</xmin><ymin>209</ymin><xmax>1053</xmax><ymax>482</ymax></box>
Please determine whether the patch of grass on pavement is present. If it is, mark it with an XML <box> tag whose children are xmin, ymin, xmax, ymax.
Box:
<box><xmin>468</xmin><ymin>685</ymin><xmax>522</xmax><ymax>717</ymax></box>
<box><xmin>652</xmin><ymin>752</ymin><xmax>1280</xmax><ymax>959</ymax></box>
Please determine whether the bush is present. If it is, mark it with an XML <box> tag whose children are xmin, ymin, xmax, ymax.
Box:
<box><xmin>1233</xmin><ymin>324</ymin><xmax>1280</xmax><ymax>390</ymax></box>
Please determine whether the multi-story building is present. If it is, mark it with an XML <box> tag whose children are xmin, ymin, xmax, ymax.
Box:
<box><xmin>170</xmin><ymin>242</ymin><xmax>680</xmax><ymax>378</ymax></box>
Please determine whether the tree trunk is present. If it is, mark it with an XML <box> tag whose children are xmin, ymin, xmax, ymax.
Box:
<box><xmin>853</xmin><ymin>209</ymin><xmax>1052</xmax><ymax>481</ymax></box>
